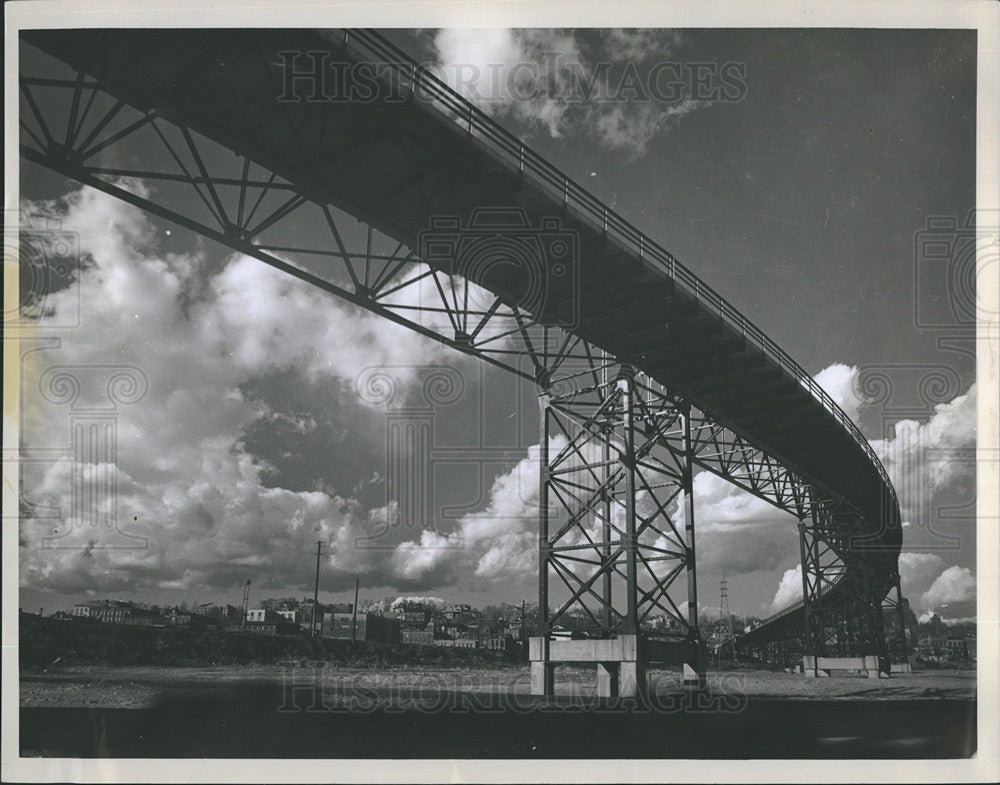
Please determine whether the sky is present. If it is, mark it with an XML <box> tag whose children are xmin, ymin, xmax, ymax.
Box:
<box><xmin>17</xmin><ymin>27</ymin><xmax>978</xmax><ymax>623</ymax></box>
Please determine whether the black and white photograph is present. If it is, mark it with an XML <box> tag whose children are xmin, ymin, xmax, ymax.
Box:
<box><xmin>3</xmin><ymin>0</ymin><xmax>999</xmax><ymax>782</ymax></box>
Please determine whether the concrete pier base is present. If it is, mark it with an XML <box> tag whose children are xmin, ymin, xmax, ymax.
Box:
<box><xmin>683</xmin><ymin>662</ymin><xmax>706</xmax><ymax>690</ymax></box>
<box><xmin>530</xmin><ymin>634</ymin><xmax>649</xmax><ymax>698</ymax></box>
<box><xmin>530</xmin><ymin>661</ymin><xmax>555</xmax><ymax>696</ymax></box>
<box><xmin>802</xmin><ymin>654</ymin><xmax>890</xmax><ymax>678</ymax></box>
<box><xmin>619</xmin><ymin>660</ymin><xmax>646</xmax><ymax>698</ymax></box>
<box><xmin>596</xmin><ymin>662</ymin><xmax>619</xmax><ymax>697</ymax></box>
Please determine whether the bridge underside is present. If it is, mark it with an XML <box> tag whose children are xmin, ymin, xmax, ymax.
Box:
<box><xmin>18</xmin><ymin>28</ymin><xmax>904</xmax><ymax>687</ymax></box>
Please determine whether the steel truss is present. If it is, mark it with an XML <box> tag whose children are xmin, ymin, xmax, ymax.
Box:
<box><xmin>19</xmin><ymin>44</ymin><xmax>893</xmax><ymax>668</ymax></box>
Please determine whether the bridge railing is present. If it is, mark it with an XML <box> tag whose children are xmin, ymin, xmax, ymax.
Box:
<box><xmin>339</xmin><ymin>28</ymin><xmax>897</xmax><ymax>507</ymax></box>
<box><xmin>739</xmin><ymin>598</ymin><xmax>806</xmax><ymax>641</ymax></box>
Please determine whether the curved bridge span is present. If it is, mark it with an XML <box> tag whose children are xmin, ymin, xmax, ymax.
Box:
<box><xmin>20</xmin><ymin>28</ymin><xmax>903</xmax><ymax>687</ymax></box>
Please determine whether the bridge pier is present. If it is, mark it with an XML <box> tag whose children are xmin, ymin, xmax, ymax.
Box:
<box><xmin>802</xmin><ymin>655</ymin><xmax>889</xmax><ymax>678</ymax></box>
<box><xmin>530</xmin><ymin>635</ymin><xmax>649</xmax><ymax>698</ymax></box>
<box><xmin>532</xmin><ymin>365</ymin><xmax>704</xmax><ymax>697</ymax></box>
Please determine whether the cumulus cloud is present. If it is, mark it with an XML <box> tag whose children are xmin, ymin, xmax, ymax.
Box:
<box><xmin>769</xmin><ymin>564</ymin><xmax>803</xmax><ymax>613</ymax></box>
<box><xmin>812</xmin><ymin>363</ymin><xmax>976</xmax><ymax>534</ymax></box>
<box><xmin>674</xmin><ymin>471</ymin><xmax>798</xmax><ymax>576</ymax></box>
<box><xmin>386</xmin><ymin>431</ymin><xmax>802</xmax><ymax>598</ymax></box>
<box><xmin>429</xmin><ymin>28</ymin><xmax>714</xmax><ymax>156</ymax></box>
<box><xmin>814</xmin><ymin>363</ymin><xmax>864</xmax><ymax>422</ymax></box>
<box><xmin>921</xmin><ymin>565</ymin><xmax>976</xmax><ymax>608</ymax></box>
<box><xmin>390</xmin><ymin>438</ymin><xmax>560</xmax><ymax>589</ymax></box>
<box><xmin>18</xmin><ymin>183</ymin><xmax>474</xmax><ymax>599</ymax></box>
<box><xmin>871</xmin><ymin>385</ymin><xmax>977</xmax><ymax>528</ymax></box>
<box><xmin>759</xmin><ymin>363</ymin><xmax>975</xmax><ymax>621</ymax></box>
<box><xmin>765</xmin><ymin>552</ymin><xmax>973</xmax><ymax>621</ymax></box>
<box><xmin>898</xmin><ymin>551</ymin><xmax>946</xmax><ymax>595</ymax></box>
<box><xmin>21</xmin><ymin>181</ymin><xmax>795</xmax><ymax>606</ymax></box>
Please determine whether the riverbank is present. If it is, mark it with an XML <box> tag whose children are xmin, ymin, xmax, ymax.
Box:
<box><xmin>20</xmin><ymin>663</ymin><xmax>975</xmax><ymax>709</ymax></box>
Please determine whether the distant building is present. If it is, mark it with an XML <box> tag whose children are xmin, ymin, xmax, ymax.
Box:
<box><xmin>73</xmin><ymin>601</ymin><xmax>163</xmax><ymax>626</ymax></box>
<box><xmin>946</xmin><ymin>636</ymin><xmax>971</xmax><ymax>662</ymax></box>
<box><xmin>401</xmin><ymin>623</ymin><xmax>435</xmax><ymax>645</ymax></box>
<box><xmin>433</xmin><ymin>638</ymin><xmax>476</xmax><ymax>649</ymax></box>
<box><xmin>193</xmin><ymin>603</ymin><xmax>242</xmax><ymax>624</ymax></box>
<box><xmin>390</xmin><ymin>610</ymin><xmax>428</xmax><ymax>628</ymax></box>
<box><xmin>269</xmin><ymin>607</ymin><xmax>321</xmax><ymax>628</ymax></box>
<box><xmin>72</xmin><ymin>602</ymin><xmax>106</xmax><ymax>618</ymax></box>
<box><xmin>246</xmin><ymin>608</ymin><xmax>285</xmax><ymax>624</ymax></box>
<box><xmin>443</xmin><ymin>604</ymin><xmax>476</xmax><ymax>624</ymax></box>
<box><xmin>324</xmin><ymin>612</ymin><xmax>400</xmax><ymax>643</ymax></box>
<box><xmin>165</xmin><ymin>608</ymin><xmax>195</xmax><ymax>626</ymax></box>
<box><xmin>478</xmin><ymin>636</ymin><xmax>508</xmax><ymax>651</ymax></box>
<box><xmin>241</xmin><ymin>608</ymin><xmax>298</xmax><ymax>635</ymax></box>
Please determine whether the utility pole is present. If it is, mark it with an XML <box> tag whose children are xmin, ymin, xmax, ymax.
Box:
<box><xmin>241</xmin><ymin>579</ymin><xmax>251</xmax><ymax>630</ymax></box>
<box><xmin>351</xmin><ymin>577</ymin><xmax>360</xmax><ymax>643</ymax></box>
<box><xmin>311</xmin><ymin>541</ymin><xmax>325</xmax><ymax>638</ymax></box>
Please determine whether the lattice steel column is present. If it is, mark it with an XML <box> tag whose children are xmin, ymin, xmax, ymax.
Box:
<box><xmin>894</xmin><ymin>575</ymin><xmax>909</xmax><ymax>659</ymax></box>
<box><xmin>532</xmin><ymin>390</ymin><xmax>554</xmax><ymax>696</ymax></box>
<box><xmin>797</xmin><ymin>519</ymin><xmax>818</xmax><ymax>675</ymax></box>
<box><xmin>531</xmin><ymin>364</ymin><xmax>704</xmax><ymax>696</ymax></box>
<box><xmin>680</xmin><ymin>403</ymin><xmax>705</xmax><ymax>686</ymax></box>
<box><xmin>618</xmin><ymin>366</ymin><xmax>640</xmax><ymax>634</ymax></box>
<box><xmin>601</xmin><ymin>353</ymin><xmax>613</xmax><ymax>629</ymax></box>
<box><xmin>798</xmin><ymin>504</ymin><xmax>846</xmax><ymax>660</ymax></box>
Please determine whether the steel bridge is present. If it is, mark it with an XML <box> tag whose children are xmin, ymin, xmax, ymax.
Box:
<box><xmin>19</xmin><ymin>28</ymin><xmax>905</xmax><ymax>693</ymax></box>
